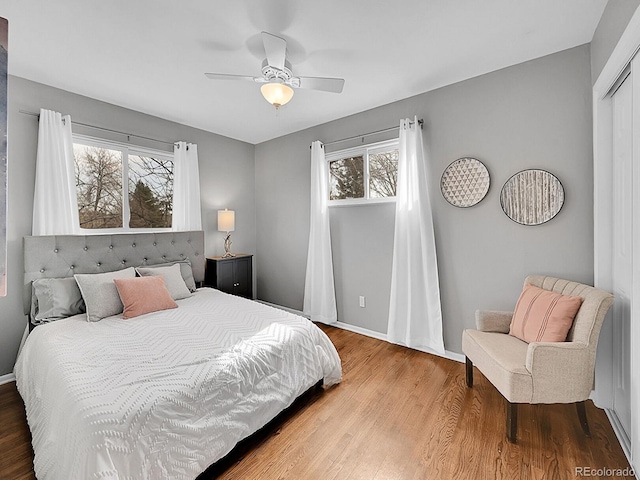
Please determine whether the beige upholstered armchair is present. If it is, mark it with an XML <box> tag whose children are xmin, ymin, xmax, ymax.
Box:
<box><xmin>461</xmin><ymin>275</ymin><xmax>613</xmax><ymax>443</ymax></box>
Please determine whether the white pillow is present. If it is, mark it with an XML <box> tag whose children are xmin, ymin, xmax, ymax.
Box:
<box><xmin>74</xmin><ymin>267</ymin><xmax>136</xmax><ymax>322</ymax></box>
<box><xmin>136</xmin><ymin>263</ymin><xmax>191</xmax><ymax>300</ymax></box>
<box><xmin>139</xmin><ymin>260</ymin><xmax>197</xmax><ymax>292</ymax></box>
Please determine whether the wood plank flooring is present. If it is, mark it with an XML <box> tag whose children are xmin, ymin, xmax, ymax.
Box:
<box><xmin>0</xmin><ymin>379</ymin><xmax>35</xmax><ymax>480</ymax></box>
<box><xmin>0</xmin><ymin>324</ymin><xmax>633</xmax><ymax>479</ymax></box>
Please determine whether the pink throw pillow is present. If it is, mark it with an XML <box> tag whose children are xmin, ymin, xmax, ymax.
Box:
<box><xmin>113</xmin><ymin>276</ymin><xmax>178</xmax><ymax>319</ymax></box>
<box><xmin>509</xmin><ymin>283</ymin><xmax>583</xmax><ymax>343</ymax></box>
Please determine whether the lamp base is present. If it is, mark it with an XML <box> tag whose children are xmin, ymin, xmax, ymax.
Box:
<box><xmin>222</xmin><ymin>232</ymin><xmax>235</xmax><ymax>258</ymax></box>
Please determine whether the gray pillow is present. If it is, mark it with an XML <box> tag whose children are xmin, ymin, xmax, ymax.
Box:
<box><xmin>74</xmin><ymin>267</ymin><xmax>136</xmax><ymax>322</ymax></box>
<box><xmin>32</xmin><ymin>277</ymin><xmax>85</xmax><ymax>324</ymax></box>
<box><xmin>140</xmin><ymin>260</ymin><xmax>196</xmax><ymax>292</ymax></box>
<box><xmin>136</xmin><ymin>263</ymin><xmax>192</xmax><ymax>301</ymax></box>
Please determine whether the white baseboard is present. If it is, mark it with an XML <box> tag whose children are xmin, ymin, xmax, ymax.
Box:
<box><xmin>334</xmin><ymin>320</ymin><xmax>387</xmax><ymax>342</ymax></box>
<box><xmin>0</xmin><ymin>373</ymin><xmax>15</xmax><ymax>386</ymax></box>
<box><xmin>334</xmin><ymin>321</ymin><xmax>465</xmax><ymax>364</ymax></box>
<box><xmin>259</xmin><ymin>300</ymin><xmax>465</xmax><ymax>364</ymax></box>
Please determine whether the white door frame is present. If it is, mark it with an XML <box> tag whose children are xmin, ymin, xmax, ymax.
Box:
<box><xmin>593</xmin><ymin>7</ymin><xmax>640</xmax><ymax>471</ymax></box>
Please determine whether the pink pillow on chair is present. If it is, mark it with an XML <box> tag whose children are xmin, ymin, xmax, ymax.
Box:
<box><xmin>113</xmin><ymin>276</ymin><xmax>178</xmax><ymax>319</ymax></box>
<box><xmin>509</xmin><ymin>284</ymin><xmax>583</xmax><ymax>343</ymax></box>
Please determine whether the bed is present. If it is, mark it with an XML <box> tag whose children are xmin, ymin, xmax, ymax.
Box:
<box><xmin>15</xmin><ymin>231</ymin><xmax>342</xmax><ymax>480</ymax></box>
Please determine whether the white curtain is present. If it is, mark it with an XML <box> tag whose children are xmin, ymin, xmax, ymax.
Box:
<box><xmin>303</xmin><ymin>141</ymin><xmax>337</xmax><ymax>324</ymax></box>
<box><xmin>388</xmin><ymin>116</ymin><xmax>445</xmax><ymax>354</ymax></box>
<box><xmin>32</xmin><ymin>109</ymin><xmax>80</xmax><ymax>235</ymax></box>
<box><xmin>172</xmin><ymin>141</ymin><xmax>202</xmax><ymax>231</ymax></box>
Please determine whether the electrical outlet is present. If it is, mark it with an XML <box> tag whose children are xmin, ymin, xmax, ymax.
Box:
<box><xmin>359</xmin><ymin>296</ymin><xmax>366</xmax><ymax>308</ymax></box>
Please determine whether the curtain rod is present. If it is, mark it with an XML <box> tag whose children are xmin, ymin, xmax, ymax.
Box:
<box><xmin>19</xmin><ymin>109</ymin><xmax>177</xmax><ymax>147</ymax></box>
<box><xmin>320</xmin><ymin>118</ymin><xmax>423</xmax><ymax>148</ymax></box>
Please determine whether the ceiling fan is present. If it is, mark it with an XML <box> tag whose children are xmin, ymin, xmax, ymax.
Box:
<box><xmin>205</xmin><ymin>32</ymin><xmax>345</xmax><ymax>109</ymax></box>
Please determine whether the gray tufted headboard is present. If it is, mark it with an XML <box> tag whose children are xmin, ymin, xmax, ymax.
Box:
<box><xmin>23</xmin><ymin>231</ymin><xmax>205</xmax><ymax>315</ymax></box>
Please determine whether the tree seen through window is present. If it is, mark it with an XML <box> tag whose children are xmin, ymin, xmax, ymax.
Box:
<box><xmin>329</xmin><ymin>156</ymin><xmax>364</xmax><ymax>200</ymax></box>
<box><xmin>128</xmin><ymin>155</ymin><xmax>173</xmax><ymax>228</ymax></box>
<box><xmin>327</xmin><ymin>143</ymin><xmax>398</xmax><ymax>202</ymax></box>
<box><xmin>74</xmin><ymin>145</ymin><xmax>123</xmax><ymax>229</ymax></box>
<box><xmin>73</xmin><ymin>144</ymin><xmax>173</xmax><ymax>229</ymax></box>
<box><xmin>369</xmin><ymin>150</ymin><xmax>398</xmax><ymax>198</ymax></box>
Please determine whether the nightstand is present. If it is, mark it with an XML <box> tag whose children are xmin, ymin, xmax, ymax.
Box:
<box><xmin>205</xmin><ymin>254</ymin><xmax>253</xmax><ymax>299</ymax></box>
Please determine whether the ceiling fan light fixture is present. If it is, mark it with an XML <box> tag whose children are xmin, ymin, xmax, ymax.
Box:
<box><xmin>261</xmin><ymin>82</ymin><xmax>294</xmax><ymax>109</ymax></box>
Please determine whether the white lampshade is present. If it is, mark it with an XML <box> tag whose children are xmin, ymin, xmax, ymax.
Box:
<box><xmin>260</xmin><ymin>83</ymin><xmax>294</xmax><ymax>108</ymax></box>
<box><xmin>217</xmin><ymin>209</ymin><xmax>235</xmax><ymax>232</ymax></box>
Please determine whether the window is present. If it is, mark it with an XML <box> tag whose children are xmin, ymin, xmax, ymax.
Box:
<box><xmin>73</xmin><ymin>136</ymin><xmax>174</xmax><ymax>231</ymax></box>
<box><xmin>327</xmin><ymin>139</ymin><xmax>398</xmax><ymax>204</ymax></box>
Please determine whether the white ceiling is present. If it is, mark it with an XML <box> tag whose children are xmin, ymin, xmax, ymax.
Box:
<box><xmin>1</xmin><ymin>0</ymin><xmax>607</xmax><ymax>145</ymax></box>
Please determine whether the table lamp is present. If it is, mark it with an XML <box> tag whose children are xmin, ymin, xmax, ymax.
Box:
<box><xmin>218</xmin><ymin>209</ymin><xmax>235</xmax><ymax>258</ymax></box>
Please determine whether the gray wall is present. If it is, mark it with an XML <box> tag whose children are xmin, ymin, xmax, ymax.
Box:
<box><xmin>0</xmin><ymin>76</ymin><xmax>255</xmax><ymax>377</ymax></box>
<box><xmin>255</xmin><ymin>44</ymin><xmax>594</xmax><ymax>354</ymax></box>
<box><xmin>0</xmin><ymin>42</ymin><xmax>599</xmax><ymax>373</ymax></box>
<box><xmin>591</xmin><ymin>0</ymin><xmax>640</xmax><ymax>83</ymax></box>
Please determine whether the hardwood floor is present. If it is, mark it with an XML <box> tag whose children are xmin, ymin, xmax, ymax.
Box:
<box><xmin>0</xmin><ymin>381</ymin><xmax>35</xmax><ymax>480</ymax></box>
<box><xmin>0</xmin><ymin>325</ymin><xmax>633</xmax><ymax>479</ymax></box>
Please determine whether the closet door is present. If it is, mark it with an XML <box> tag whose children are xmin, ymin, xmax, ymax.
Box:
<box><xmin>611</xmin><ymin>73</ymin><xmax>632</xmax><ymax>439</ymax></box>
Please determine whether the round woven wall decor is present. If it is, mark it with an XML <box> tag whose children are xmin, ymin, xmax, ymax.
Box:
<box><xmin>440</xmin><ymin>157</ymin><xmax>490</xmax><ymax>208</ymax></box>
<box><xmin>500</xmin><ymin>169</ymin><xmax>564</xmax><ymax>226</ymax></box>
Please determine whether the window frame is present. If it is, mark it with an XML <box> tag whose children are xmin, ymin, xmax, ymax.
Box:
<box><xmin>326</xmin><ymin>138</ymin><xmax>399</xmax><ymax>207</ymax></box>
<box><xmin>72</xmin><ymin>134</ymin><xmax>175</xmax><ymax>233</ymax></box>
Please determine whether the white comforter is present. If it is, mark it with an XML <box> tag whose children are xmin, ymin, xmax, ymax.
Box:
<box><xmin>15</xmin><ymin>288</ymin><xmax>341</xmax><ymax>480</ymax></box>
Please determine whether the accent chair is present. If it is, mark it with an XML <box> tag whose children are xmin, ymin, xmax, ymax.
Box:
<box><xmin>461</xmin><ymin>275</ymin><xmax>614</xmax><ymax>443</ymax></box>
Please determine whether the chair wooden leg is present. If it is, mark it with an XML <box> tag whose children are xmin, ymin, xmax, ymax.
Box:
<box><xmin>507</xmin><ymin>401</ymin><xmax>518</xmax><ymax>443</ymax></box>
<box><xmin>576</xmin><ymin>401</ymin><xmax>591</xmax><ymax>437</ymax></box>
<box><xmin>465</xmin><ymin>357</ymin><xmax>473</xmax><ymax>388</ymax></box>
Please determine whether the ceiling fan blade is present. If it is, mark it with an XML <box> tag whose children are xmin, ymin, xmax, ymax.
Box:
<box><xmin>205</xmin><ymin>73</ymin><xmax>266</xmax><ymax>83</ymax></box>
<box><xmin>261</xmin><ymin>31</ymin><xmax>286</xmax><ymax>70</ymax></box>
<box><xmin>295</xmin><ymin>76</ymin><xmax>345</xmax><ymax>93</ymax></box>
